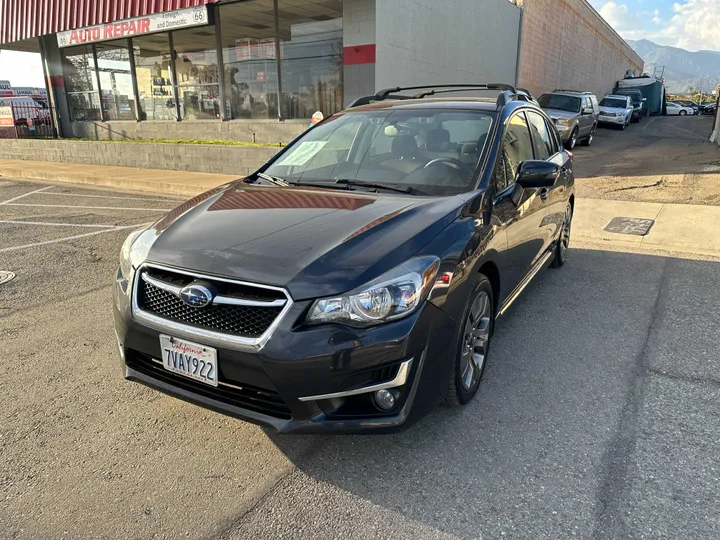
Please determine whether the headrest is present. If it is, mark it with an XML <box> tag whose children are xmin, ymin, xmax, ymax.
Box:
<box><xmin>426</xmin><ymin>129</ymin><xmax>451</xmax><ymax>152</ymax></box>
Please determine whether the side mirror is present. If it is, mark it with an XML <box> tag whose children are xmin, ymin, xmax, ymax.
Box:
<box><xmin>642</xmin><ymin>98</ymin><xmax>647</xmax><ymax>102</ymax></box>
<box><xmin>582</xmin><ymin>107</ymin><xmax>594</xmax><ymax>115</ymax></box>
<box><xmin>516</xmin><ymin>160</ymin><xmax>561</xmax><ymax>188</ymax></box>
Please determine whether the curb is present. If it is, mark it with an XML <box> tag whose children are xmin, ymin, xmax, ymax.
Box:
<box><xmin>0</xmin><ymin>162</ymin><xmax>235</xmax><ymax>197</ymax></box>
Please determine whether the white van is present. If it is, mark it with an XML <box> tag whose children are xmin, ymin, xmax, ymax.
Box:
<box><xmin>0</xmin><ymin>96</ymin><xmax>50</xmax><ymax>125</ymax></box>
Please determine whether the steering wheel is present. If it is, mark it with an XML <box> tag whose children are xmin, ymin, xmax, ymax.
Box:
<box><xmin>423</xmin><ymin>157</ymin><xmax>474</xmax><ymax>175</ymax></box>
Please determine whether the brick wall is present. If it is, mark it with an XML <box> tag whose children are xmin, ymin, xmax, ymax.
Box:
<box><xmin>0</xmin><ymin>139</ymin><xmax>280</xmax><ymax>176</ymax></box>
<box><xmin>518</xmin><ymin>0</ymin><xmax>643</xmax><ymax>98</ymax></box>
<box><xmin>65</xmin><ymin>119</ymin><xmax>307</xmax><ymax>145</ymax></box>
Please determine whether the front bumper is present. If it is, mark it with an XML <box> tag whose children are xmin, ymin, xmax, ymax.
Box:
<box><xmin>599</xmin><ymin>115</ymin><xmax>626</xmax><ymax>125</ymax></box>
<box><xmin>554</xmin><ymin>124</ymin><xmax>573</xmax><ymax>142</ymax></box>
<box><xmin>113</xmin><ymin>269</ymin><xmax>457</xmax><ymax>434</ymax></box>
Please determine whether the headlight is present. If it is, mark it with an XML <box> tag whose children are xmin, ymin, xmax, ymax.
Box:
<box><xmin>119</xmin><ymin>228</ymin><xmax>155</xmax><ymax>282</ymax></box>
<box><xmin>307</xmin><ymin>256</ymin><xmax>440</xmax><ymax>327</ymax></box>
<box><xmin>555</xmin><ymin>118</ymin><xmax>570</xmax><ymax>126</ymax></box>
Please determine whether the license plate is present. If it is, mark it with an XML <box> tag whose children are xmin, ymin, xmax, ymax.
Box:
<box><xmin>159</xmin><ymin>335</ymin><xmax>218</xmax><ymax>387</ymax></box>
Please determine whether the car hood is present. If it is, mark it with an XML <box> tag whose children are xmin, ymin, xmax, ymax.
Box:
<box><xmin>599</xmin><ymin>105</ymin><xmax>627</xmax><ymax>114</ymax></box>
<box><xmin>144</xmin><ymin>183</ymin><xmax>465</xmax><ymax>300</ymax></box>
<box><xmin>543</xmin><ymin>108</ymin><xmax>579</xmax><ymax>121</ymax></box>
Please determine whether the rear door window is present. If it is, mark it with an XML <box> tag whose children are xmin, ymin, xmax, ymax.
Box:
<box><xmin>496</xmin><ymin>112</ymin><xmax>534</xmax><ymax>191</ymax></box>
<box><xmin>526</xmin><ymin>111</ymin><xmax>554</xmax><ymax>160</ymax></box>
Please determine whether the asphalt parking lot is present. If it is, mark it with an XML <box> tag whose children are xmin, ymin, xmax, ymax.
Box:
<box><xmin>2</xmin><ymin>120</ymin><xmax>720</xmax><ymax>539</ymax></box>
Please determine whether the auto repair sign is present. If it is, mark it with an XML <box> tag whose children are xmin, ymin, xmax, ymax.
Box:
<box><xmin>57</xmin><ymin>6</ymin><xmax>209</xmax><ymax>48</ymax></box>
<box><xmin>0</xmin><ymin>105</ymin><xmax>14</xmax><ymax>127</ymax></box>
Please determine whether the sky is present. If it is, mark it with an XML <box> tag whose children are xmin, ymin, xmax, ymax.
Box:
<box><xmin>0</xmin><ymin>50</ymin><xmax>45</xmax><ymax>87</ymax></box>
<box><xmin>589</xmin><ymin>0</ymin><xmax>720</xmax><ymax>51</ymax></box>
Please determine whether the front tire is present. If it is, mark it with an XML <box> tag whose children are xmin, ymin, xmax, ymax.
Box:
<box><xmin>552</xmin><ymin>203</ymin><xmax>573</xmax><ymax>268</ymax></box>
<box><xmin>679</xmin><ymin>110</ymin><xmax>687</xmax><ymax>116</ymax></box>
<box><xmin>446</xmin><ymin>275</ymin><xmax>494</xmax><ymax>406</ymax></box>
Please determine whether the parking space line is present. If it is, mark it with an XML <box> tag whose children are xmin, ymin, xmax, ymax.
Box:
<box><xmin>4</xmin><ymin>203</ymin><xmax>172</xmax><ymax>211</ymax></box>
<box><xmin>0</xmin><ymin>223</ymin><xmax>149</xmax><ymax>253</ymax></box>
<box><xmin>35</xmin><ymin>192</ymin><xmax>177</xmax><ymax>202</ymax></box>
<box><xmin>0</xmin><ymin>185</ymin><xmax>55</xmax><ymax>205</ymax></box>
<box><xmin>0</xmin><ymin>220</ymin><xmax>120</xmax><ymax>229</ymax></box>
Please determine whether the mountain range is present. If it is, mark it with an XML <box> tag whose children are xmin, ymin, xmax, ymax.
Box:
<box><xmin>627</xmin><ymin>39</ymin><xmax>720</xmax><ymax>94</ymax></box>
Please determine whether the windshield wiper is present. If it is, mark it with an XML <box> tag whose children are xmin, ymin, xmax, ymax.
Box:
<box><xmin>335</xmin><ymin>179</ymin><xmax>425</xmax><ymax>195</ymax></box>
<box><xmin>246</xmin><ymin>172</ymin><xmax>289</xmax><ymax>187</ymax></box>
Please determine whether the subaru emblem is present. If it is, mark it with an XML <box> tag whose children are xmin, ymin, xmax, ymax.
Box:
<box><xmin>179</xmin><ymin>283</ymin><xmax>213</xmax><ymax>308</ymax></box>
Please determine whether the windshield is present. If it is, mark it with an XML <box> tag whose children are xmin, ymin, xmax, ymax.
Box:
<box><xmin>538</xmin><ymin>94</ymin><xmax>581</xmax><ymax>113</ymax></box>
<box><xmin>600</xmin><ymin>98</ymin><xmax>627</xmax><ymax>108</ymax></box>
<box><xmin>264</xmin><ymin>109</ymin><xmax>495</xmax><ymax>195</ymax></box>
<box><xmin>617</xmin><ymin>92</ymin><xmax>640</xmax><ymax>105</ymax></box>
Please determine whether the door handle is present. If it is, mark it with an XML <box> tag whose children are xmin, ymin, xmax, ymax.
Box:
<box><xmin>540</xmin><ymin>187</ymin><xmax>550</xmax><ymax>201</ymax></box>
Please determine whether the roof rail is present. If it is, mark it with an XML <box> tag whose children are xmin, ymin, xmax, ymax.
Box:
<box><xmin>553</xmin><ymin>89</ymin><xmax>591</xmax><ymax>94</ymax></box>
<box><xmin>376</xmin><ymin>83</ymin><xmax>515</xmax><ymax>99</ymax></box>
<box><xmin>345</xmin><ymin>94</ymin><xmax>414</xmax><ymax>108</ymax></box>
<box><xmin>346</xmin><ymin>83</ymin><xmax>519</xmax><ymax>109</ymax></box>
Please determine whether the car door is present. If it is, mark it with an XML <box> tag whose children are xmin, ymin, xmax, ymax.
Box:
<box><xmin>492</xmin><ymin>111</ymin><xmax>552</xmax><ymax>296</ymax></box>
<box><xmin>527</xmin><ymin>110</ymin><xmax>571</xmax><ymax>242</ymax></box>
<box><xmin>580</xmin><ymin>96</ymin><xmax>592</xmax><ymax>136</ymax></box>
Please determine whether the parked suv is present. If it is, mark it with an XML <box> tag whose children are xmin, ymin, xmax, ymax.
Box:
<box><xmin>598</xmin><ymin>95</ymin><xmax>634</xmax><ymax>129</ymax></box>
<box><xmin>114</xmin><ymin>84</ymin><xmax>575</xmax><ymax>434</ymax></box>
<box><xmin>614</xmin><ymin>88</ymin><xmax>645</xmax><ymax>123</ymax></box>
<box><xmin>538</xmin><ymin>90</ymin><xmax>599</xmax><ymax>149</ymax></box>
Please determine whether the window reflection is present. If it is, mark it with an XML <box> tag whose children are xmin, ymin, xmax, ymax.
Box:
<box><xmin>133</xmin><ymin>34</ymin><xmax>178</xmax><ymax>121</ymax></box>
<box><xmin>277</xmin><ymin>0</ymin><xmax>343</xmax><ymax>119</ymax></box>
<box><xmin>62</xmin><ymin>45</ymin><xmax>101</xmax><ymax>121</ymax></box>
<box><xmin>220</xmin><ymin>0</ymin><xmax>279</xmax><ymax>120</ymax></box>
<box><xmin>96</xmin><ymin>41</ymin><xmax>136</xmax><ymax>120</ymax></box>
<box><xmin>173</xmin><ymin>26</ymin><xmax>221</xmax><ymax>120</ymax></box>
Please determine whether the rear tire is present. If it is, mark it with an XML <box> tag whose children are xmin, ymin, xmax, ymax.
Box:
<box><xmin>581</xmin><ymin>125</ymin><xmax>595</xmax><ymax>146</ymax></box>
<box><xmin>565</xmin><ymin>128</ymin><xmax>578</xmax><ymax>150</ymax></box>
<box><xmin>445</xmin><ymin>275</ymin><xmax>494</xmax><ymax>407</ymax></box>
<box><xmin>552</xmin><ymin>204</ymin><xmax>572</xmax><ymax>268</ymax></box>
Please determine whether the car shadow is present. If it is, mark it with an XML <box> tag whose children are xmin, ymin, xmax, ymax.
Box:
<box><xmin>263</xmin><ymin>247</ymin><xmax>720</xmax><ymax>538</ymax></box>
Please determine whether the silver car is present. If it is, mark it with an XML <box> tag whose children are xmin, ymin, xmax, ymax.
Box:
<box><xmin>538</xmin><ymin>90</ymin><xmax>599</xmax><ymax>149</ymax></box>
<box><xmin>598</xmin><ymin>95</ymin><xmax>634</xmax><ymax>129</ymax></box>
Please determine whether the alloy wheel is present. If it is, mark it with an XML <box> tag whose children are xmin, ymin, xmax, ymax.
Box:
<box><xmin>559</xmin><ymin>206</ymin><xmax>572</xmax><ymax>260</ymax></box>
<box><xmin>568</xmin><ymin>130</ymin><xmax>577</xmax><ymax>149</ymax></box>
<box><xmin>460</xmin><ymin>291</ymin><xmax>491</xmax><ymax>391</ymax></box>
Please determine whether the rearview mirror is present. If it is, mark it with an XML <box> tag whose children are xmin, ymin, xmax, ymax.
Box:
<box><xmin>582</xmin><ymin>107</ymin><xmax>594</xmax><ymax>115</ymax></box>
<box><xmin>516</xmin><ymin>161</ymin><xmax>561</xmax><ymax>188</ymax></box>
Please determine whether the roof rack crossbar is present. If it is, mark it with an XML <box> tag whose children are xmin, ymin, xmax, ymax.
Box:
<box><xmin>376</xmin><ymin>83</ymin><xmax>515</xmax><ymax>99</ymax></box>
<box><xmin>553</xmin><ymin>89</ymin><xmax>591</xmax><ymax>94</ymax></box>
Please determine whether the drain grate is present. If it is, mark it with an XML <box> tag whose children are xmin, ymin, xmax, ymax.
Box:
<box><xmin>0</xmin><ymin>271</ymin><xmax>16</xmax><ymax>285</ymax></box>
<box><xmin>604</xmin><ymin>217</ymin><xmax>655</xmax><ymax>236</ymax></box>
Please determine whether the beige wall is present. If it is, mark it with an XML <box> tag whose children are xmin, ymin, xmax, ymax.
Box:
<box><xmin>518</xmin><ymin>0</ymin><xmax>643</xmax><ymax>99</ymax></box>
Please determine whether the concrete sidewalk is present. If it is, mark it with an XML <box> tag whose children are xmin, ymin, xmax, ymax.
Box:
<box><xmin>2</xmin><ymin>157</ymin><xmax>719</xmax><ymax>260</ymax></box>
<box><xmin>0</xmin><ymin>158</ymin><xmax>236</xmax><ymax>197</ymax></box>
<box><xmin>574</xmin><ymin>198</ymin><xmax>720</xmax><ymax>260</ymax></box>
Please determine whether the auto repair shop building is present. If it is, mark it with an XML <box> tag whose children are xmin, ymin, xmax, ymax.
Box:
<box><xmin>0</xmin><ymin>0</ymin><xmax>640</xmax><ymax>144</ymax></box>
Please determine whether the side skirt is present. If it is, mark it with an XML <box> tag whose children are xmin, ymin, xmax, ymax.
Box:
<box><xmin>497</xmin><ymin>249</ymin><xmax>555</xmax><ymax>318</ymax></box>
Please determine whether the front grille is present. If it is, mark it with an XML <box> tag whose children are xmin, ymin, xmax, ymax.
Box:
<box><xmin>127</xmin><ymin>350</ymin><xmax>292</xmax><ymax>419</ymax></box>
<box><xmin>137</xmin><ymin>267</ymin><xmax>285</xmax><ymax>339</ymax></box>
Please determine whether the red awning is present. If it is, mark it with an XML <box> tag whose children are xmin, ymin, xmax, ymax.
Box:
<box><xmin>0</xmin><ymin>0</ymin><xmax>217</xmax><ymax>45</ymax></box>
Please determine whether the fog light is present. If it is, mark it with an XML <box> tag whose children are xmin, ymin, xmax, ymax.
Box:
<box><xmin>374</xmin><ymin>389</ymin><xmax>396</xmax><ymax>411</ymax></box>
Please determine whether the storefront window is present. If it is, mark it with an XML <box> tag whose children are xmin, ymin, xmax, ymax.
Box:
<box><xmin>277</xmin><ymin>1</ymin><xmax>343</xmax><ymax>119</ymax></box>
<box><xmin>62</xmin><ymin>45</ymin><xmax>101</xmax><ymax>121</ymax></box>
<box><xmin>132</xmin><ymin>34</ymin><xmax>178</xmax><ymax>121</ymax></box>
<box><xmin>96</xmin><ymin>41</ymin><xmax>136</xmax><ymax>120</ymax></box>
<box><xmin>173</xmin><ymin>26</ymin><xmax>221</xmax><ymax>120</ymax></box>
<box><xmin>220</xmin><ymin>0</ymin><xmax>279</xmax><ymax>120</ymax></box>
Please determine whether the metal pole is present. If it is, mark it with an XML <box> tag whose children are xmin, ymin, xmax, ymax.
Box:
<box><xmin>91</xmin><ymin>44</ymin><xmax>104</xmax><ymax>121</ymax></box>
<box><xmin>273</xmin><ymin>0</ymin><xmax>284</xmax><ymax>121</ymax></box>
<box><xmin>214</xmin><ymin>4</ymin><xmax>227</xmax><ymax>121</ymax></box>
<box><xmin>168</xmin><ymin>32</ymin><xmax>182</xmax><ymax>121</ymax></box>
<box><xmin>127</xmin><ymin>37</ymin><xmax>142</xmax><ymax>121</ymax></box>
<box><xmin>37</xmin><ymin>37</ymin><xmax>60</xmax><ymax>137</ymax></box>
